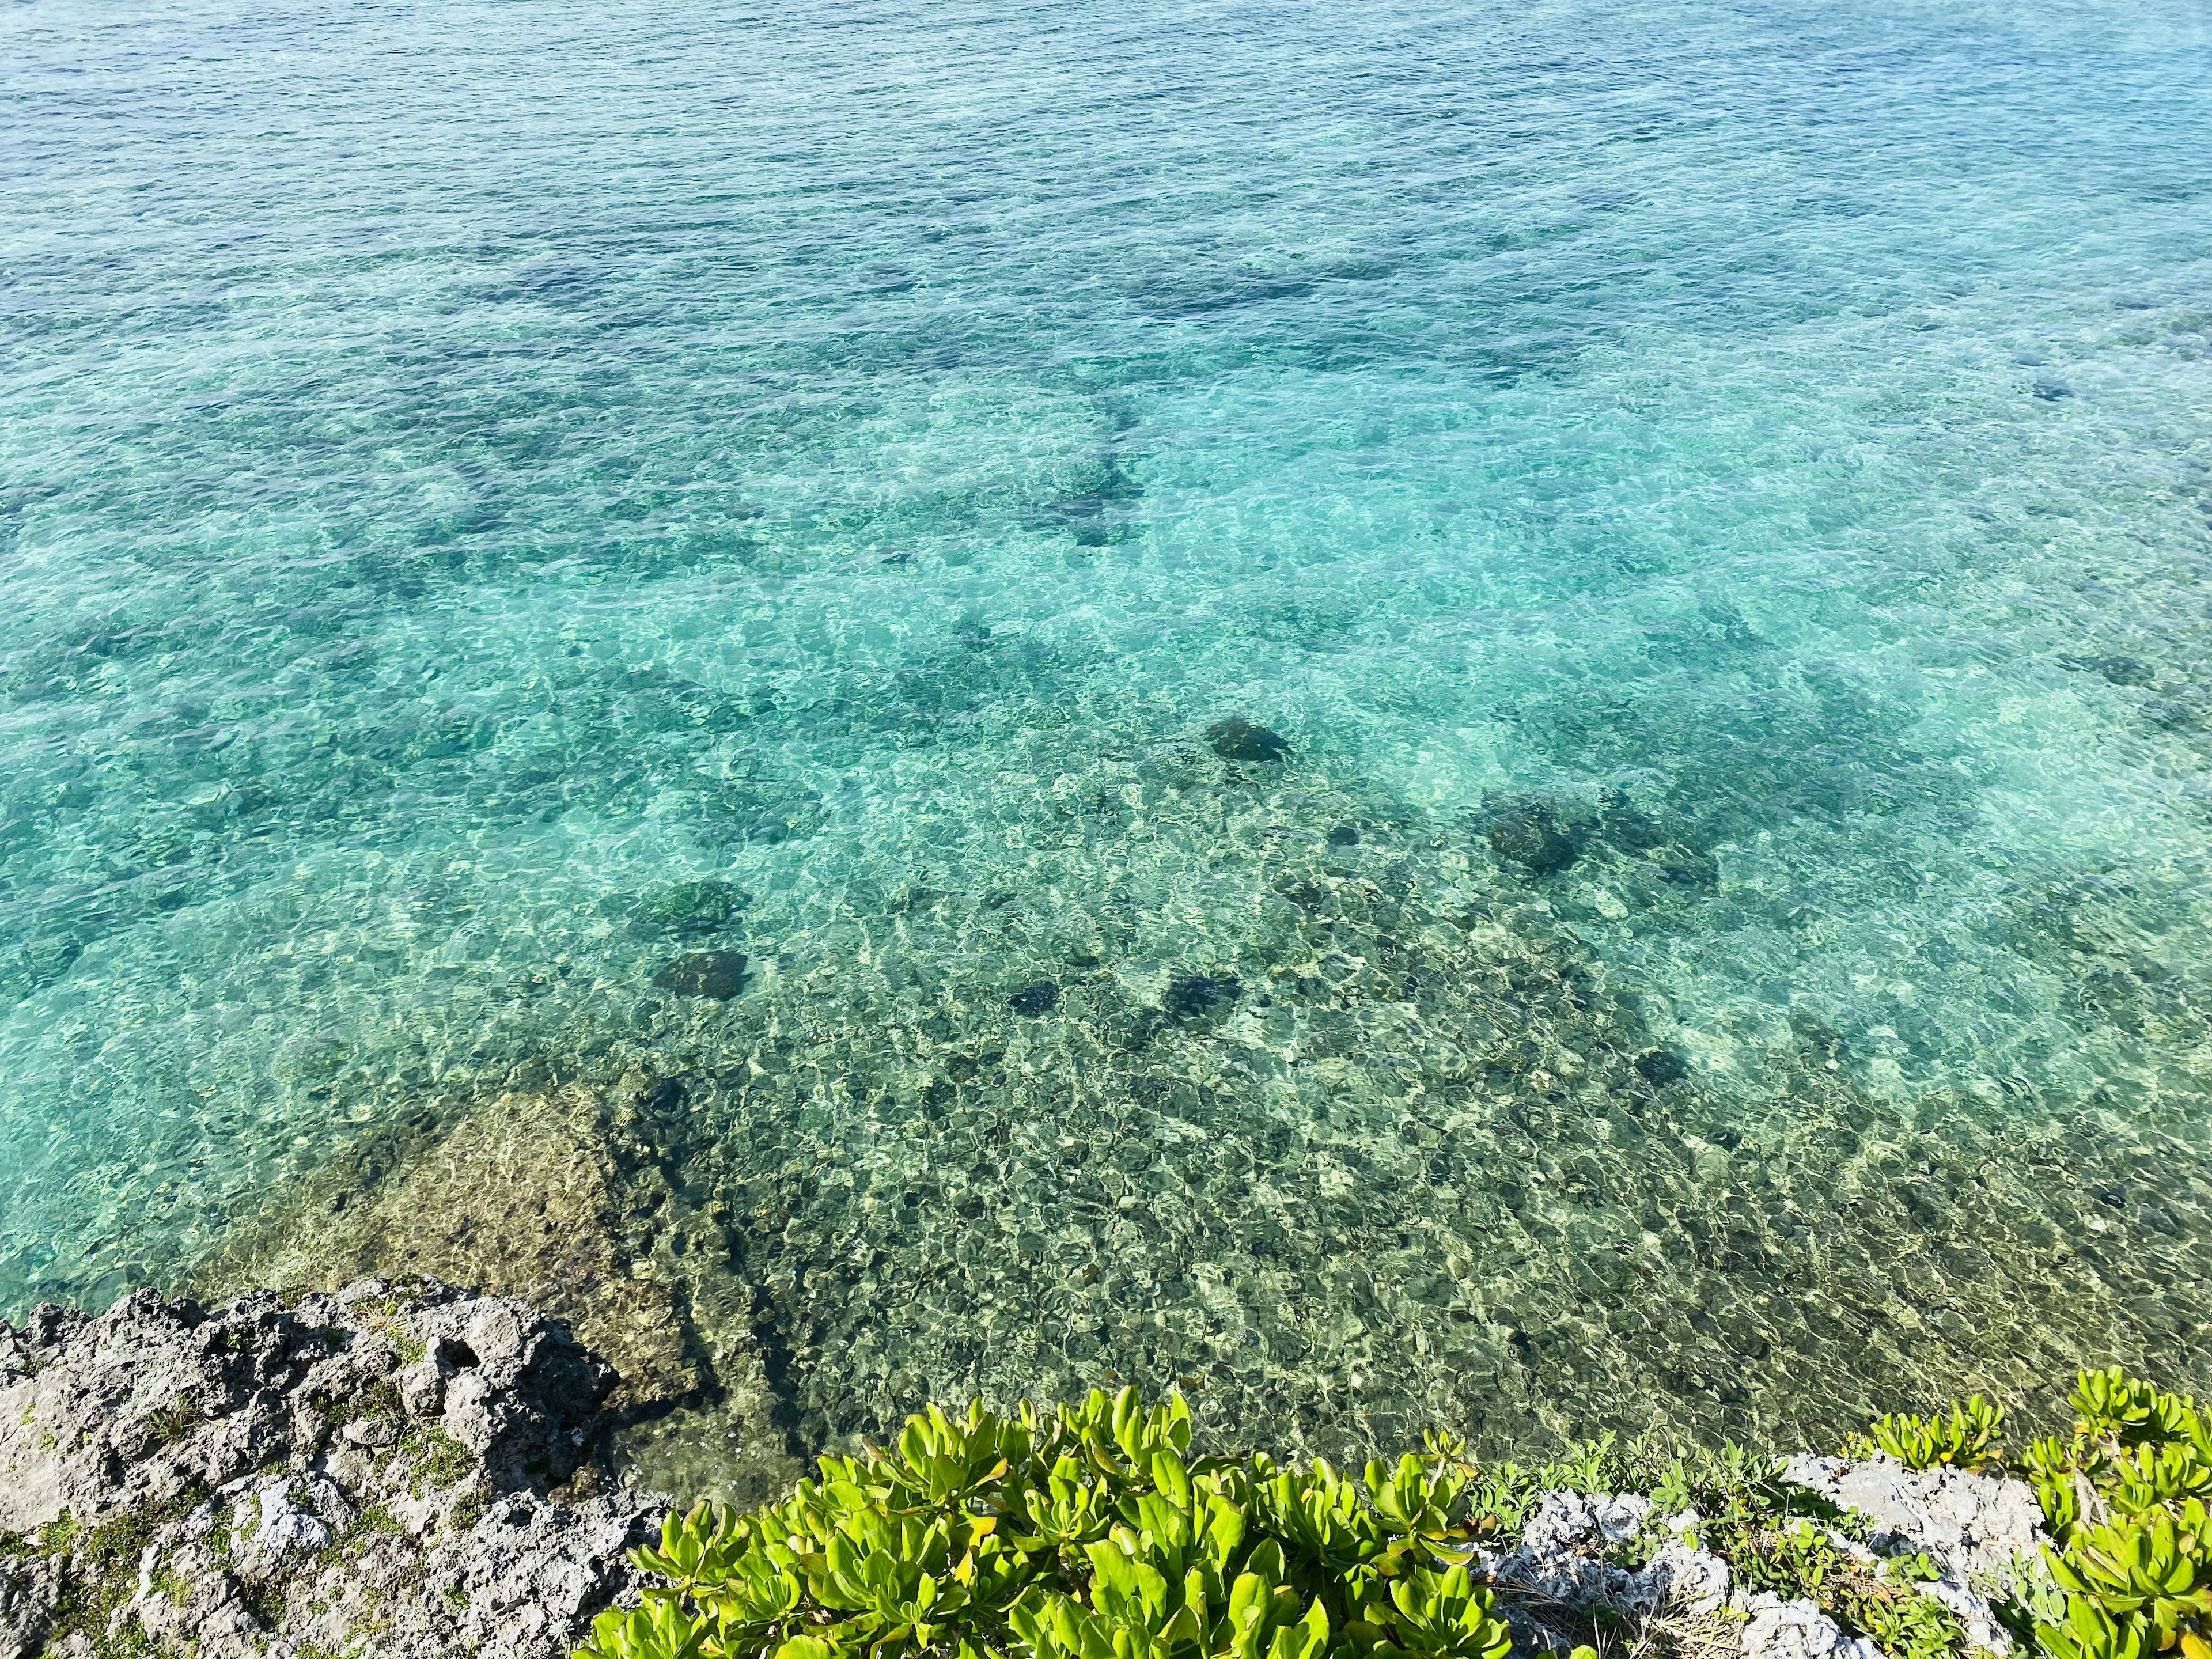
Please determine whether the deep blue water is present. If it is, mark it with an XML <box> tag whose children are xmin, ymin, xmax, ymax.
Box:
<box><xmin>6</xmin><ymin>0</ymin><xmax>2212</xmax><ymax>1483</ymax></box>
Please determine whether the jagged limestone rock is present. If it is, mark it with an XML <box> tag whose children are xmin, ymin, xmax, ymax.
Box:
<box><xmin>1741</xmin><ymin>1594</ymin><xmax>1882</xmax><ymax>1659</ymax></box>
<box><xmin>1782</xmin><ymin>1453</ymin><xmax>2048</xmax><ymax>1586</ymax></box>
<box><xmin>1484</xmin><ymin>1490</ymin><xmax>1732</xmax><ymax>1631</ymax></box>
<box><xmin>0</xmin><ymin>1279</ymin><xmax>662</xmax><ymax>1659</ymax></box>
<box><xmin>1782</xmin><ymin>1451</ymin><xmax>2044</xmax><ymax>1652</ymax></box>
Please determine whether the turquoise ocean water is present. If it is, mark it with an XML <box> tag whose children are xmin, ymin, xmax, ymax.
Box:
<box><xmin>7</xmin><ymin>0</ymin><xmax>2212</xmax><ymax>1485</ymax></box>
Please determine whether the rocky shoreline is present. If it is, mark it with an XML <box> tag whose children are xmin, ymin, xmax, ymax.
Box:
<box><xmin>1</xmin><ymin>1279</ymin><xmax>664</xmax><ymax>1659</ymax></box>
<box><xmin>3</xmin><ymin>1281</ymin><xmax>2051</xmax><ymax>1659</ymax></box>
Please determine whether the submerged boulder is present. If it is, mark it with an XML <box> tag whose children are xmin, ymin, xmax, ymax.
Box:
<box><xmin>1008</xmin><ymin>980</ymin><xmax>1060</xmax><ymax>1016</ymax></box>
<box><xmin>653</xmin><ymin>949</ymin><xmax>748</xmax><ymax>998</ymax></box>
<box><xmin>1206</xmin><ymin>718</ymin><xmax>1291</xmax><ymax>762</ymax></box>
<box><xmin>1166</xmin><ymin>974</ymin><xmax>1241</xmax><ymax>1017</ymax></box>
<box><xmin>191</xmin><ymin>1077</ymin><xmax>803</xmax><ymax>1509</ymax></box>
<box><xmin>192</xmin><ymin>1086</ymin><xmax>701</xmax><ymax>1418</ymax></box>
<box><xmin>627</xmin><ymin>880</ymin><xmax>743</xmax><ymax>938</ymax></box>
<box><xmin>1489</xmin><ymin>806</ymin><xmax>1577</xmax><ymax>873</ymax></box>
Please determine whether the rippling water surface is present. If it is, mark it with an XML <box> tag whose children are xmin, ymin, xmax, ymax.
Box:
<box><xmin>7</xmin><ymin>0</ymin><xmax>2212</xmax><ymax>1491</ymax></box>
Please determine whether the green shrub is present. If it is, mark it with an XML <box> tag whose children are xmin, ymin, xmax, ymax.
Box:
<box><xmin>576</xmin><ymin>1390</ymin><xmax>1511</xmax><ymax>1659</ymax></box>
<box><xmin>1857</xmin><ymin>1397</ymin><xmax>2007</xmax><ymax>1475</ymax></box>
<box><xmin>589</xmin><ymin>1366</ymin><xmax>2212</xmax><ymax>1659</ymax></box>
<box><xmin>141</xmin><ymin>1392</ymin><xmax>205</xmax><ymax>1449</ymax></box>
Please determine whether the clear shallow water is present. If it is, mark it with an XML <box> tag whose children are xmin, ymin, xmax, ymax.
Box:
<box><xmin>6</xmin><ymin>0</ymin><xmax>2212</xmax><ymax>1486</ymax></box>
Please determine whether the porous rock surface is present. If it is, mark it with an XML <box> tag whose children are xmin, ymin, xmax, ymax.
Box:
<box><xmin>1781</xmin><ymin>1454</ymin><xmax>2048</xmax><ymax>1586</ymax></box>
<box><xmin>1739</xmin><ymin>1594</ymin><xmax>1883</xmax><ymax>1659</ymax></box>
<box><xmin>1488</xmin><ymin>1490</ymin><xmax>1734</xmax><ymax>1619</ymax></box>
<box><xmin>0</xmin><ymin>1279</ymin><xmax>665</xmax><ymax>1659</ymax></box>
<box><xmin>1779</xmin><ymin>1452</ymin><xmax>2048</xmax><ymax>1657</ymax></box>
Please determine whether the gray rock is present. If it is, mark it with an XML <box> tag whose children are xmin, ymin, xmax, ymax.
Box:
<box><xmin>443</xmin><ymin>1491</ymin><xmax>660</xmax><ymax>1659</ymax></box>
<box><xmin>1919</xmin><ymin>1572</ymin><xmax>2017</xmax><ymax>1656</ymax></box>
<box><xmin>1782</xmin><ymin>1454</ymin><xmax>2043</xmax><ymax>1653</ymax></box>
<box><xmin>1782</xmin><ymin>1453</ymin><xmax>2048</xmax><ymax>1586</ymax></box>
<box><xmin>1488</xmin><ymin>807</ymin><xmax>1575</xmax><ymax>873</ymax></box>
<box><xmin>652</xmin><ymin>949</ymin><xmax>748</xmax><ymax>999</ymax></box>
<box><xmin>232</xmin><ymin>1475</ymin><xmax>340</xmax><ymax>1566</ymax></box>
<box><xmin>1</xmin><ymin>1551</ymin><xmax>63</xmax><ymax>1659</ymax></box>
<box><xmin>1639</xmin><ymin>1540</ymin><xmax>1732</xmax><ymax>1614</ymax></box>
<box><xmin>1520</xmin><ymin>1490</ymin><xmax>1654</xmax><ymax>1555</ymax></box>
<box><xmin>1741</xmin><ymin>1593</ymin><xmax>1882</xmax><ymax>1659</ymax></box>
<box><xmin>0</xmin><ymin>1279</ymin><xmax>665</xmax><ymax>1659</ymax></box>
<box><xmin>398</xmin><ymin>1357</ymin><xmax>449</xmax><ymax>1419</ymax></box>
<box><xmin>1489</xmin><ymin>1491</ymin><xmax>1731</xmax><ymax>1617</ymax></box>
<box><xmin>627</xmin><ymin>880</ymin><xmax>743</xmax><ymax>940</ymax></box>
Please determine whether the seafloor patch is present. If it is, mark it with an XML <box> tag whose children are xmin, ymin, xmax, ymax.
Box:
<box><xmin>191</xmin><ymin>1078</ymin><xmax>802</xmax><ymax>1503</ymax></box>
<box><xmin>188</xmin><ymin>738</ymin><xmax>2212</xmax><ymax>1502</ymax></box>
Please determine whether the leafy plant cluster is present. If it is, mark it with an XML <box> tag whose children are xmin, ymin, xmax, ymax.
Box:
<box><xmin>578</xmin><ymin>1389</ymin><xmax>1518</xmax><ymax>1659</ymax></box>
<box><xmin>586</xmin><ymin>1366</ymin><xmax>2212</xmax><ymax>1659</ymax></box>
<box><xmin>1866</xmin><ymin>1373</ymin><xmax>2212</xmax><ymax>1659</ymax></box>
<box><xmin>579</xmin><ymin>1392</ymin><xmax>1993</xmax><ymax>1659</ymax></box>
<box><xmin>1861</xmin><ymin>1400</ymin><xmax>2008</xmax><ymax>1476</ymax></box>
<box><xmin>1666</xmin><ymin>1459</ymin><xmax>1957</xmax><ymax>1659</ymax></box>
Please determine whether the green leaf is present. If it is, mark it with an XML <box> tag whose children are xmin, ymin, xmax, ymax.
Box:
<box><xmin>1152</xmin><ymin>1450</ymin><xmax>1192</xmax><ymax>1512</ymax></box>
